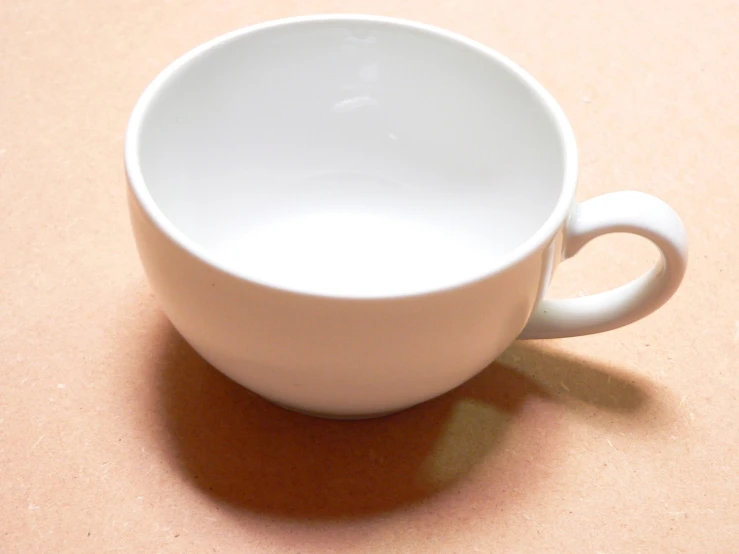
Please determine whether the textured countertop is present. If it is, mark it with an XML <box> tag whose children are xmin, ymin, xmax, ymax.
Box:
<box><xmin>2</xmin><ymin>1</ymin><xmax>737</xmax><ymax>552</ymax></box>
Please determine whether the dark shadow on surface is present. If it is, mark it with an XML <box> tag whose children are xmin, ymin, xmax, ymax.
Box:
<box><xmin>496</xmin><ymin>342</ymin><xmax>666</xmax><ymax>426</ymax></box>
<box><xmin>151</xmin><ymin>321</ymin><xmax>670</xmax><ymax>520</ymax></box>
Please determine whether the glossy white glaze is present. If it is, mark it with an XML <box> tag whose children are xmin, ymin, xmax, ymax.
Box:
<box><xmin>521</xmin><ymin>191</ymin><xmax>688</xmax><ymax>339</ymax></box>
<box><xmin>125</xmin><ymin>15</ymin><xmax>688</xmax><ymax>417</ymax></box>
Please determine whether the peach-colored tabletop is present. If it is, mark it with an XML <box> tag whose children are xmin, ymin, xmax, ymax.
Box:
<box><xmin>2</xmin><ymin>1</ymin><xmax>737</xmax><ymax>552</ymax></box>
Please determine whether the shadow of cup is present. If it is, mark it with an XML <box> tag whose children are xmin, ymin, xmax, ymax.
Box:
<box><xmin>498</xmin><ymin>342</ymin><xmax>667</xmax><ymax>429</ymax></box>
<box><xmin>148</xmin><ymin>317</ymin><xmax>669</xmax><ymax>520</ymax></box>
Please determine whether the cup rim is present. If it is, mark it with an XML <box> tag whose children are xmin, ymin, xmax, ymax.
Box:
<box><xmin>124</xmin><ymin>14</ymin><xmax>579</xmax><ymax>300</ymax></box>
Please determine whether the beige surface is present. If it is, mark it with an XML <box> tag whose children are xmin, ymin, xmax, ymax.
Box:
<box><xmin>2</xmin><ymin>1</ymin><xmax>738</xmax><ymax>552</ymax></box>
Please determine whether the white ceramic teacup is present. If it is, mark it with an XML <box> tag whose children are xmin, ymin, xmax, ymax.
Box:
<box><xmin>125</xmin><ymin>15</ymin><xmax>688</xmax><ymax>418</ymax></box>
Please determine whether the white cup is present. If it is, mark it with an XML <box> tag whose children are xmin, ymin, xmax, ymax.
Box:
<box><xmin>125</xmin><ymin>15</ymin><xmax>688</xmax><ymax>418</ymax></box>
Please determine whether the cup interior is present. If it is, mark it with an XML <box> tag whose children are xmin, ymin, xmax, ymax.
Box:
<box><xmin>130</xmin><ymin>17</ymin><xmax>572</xmax><ymax>297</ymax></box>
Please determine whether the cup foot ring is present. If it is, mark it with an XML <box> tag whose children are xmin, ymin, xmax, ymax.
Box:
<box><xmin>269</xmin><ymin>399</ymin><xmax>407</xmax><ymax>420</ymax></box>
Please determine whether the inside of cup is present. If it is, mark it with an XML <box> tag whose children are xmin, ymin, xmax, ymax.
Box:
<box><xmin>133</xmin><ymin>18</ymin><xmax>569</xmax><ymax>297</ymax></box>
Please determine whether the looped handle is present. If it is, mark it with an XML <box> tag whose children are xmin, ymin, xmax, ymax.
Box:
<box><xmin>520</xmin><ymin>191</ymin><xmax>688</xmax><ymax>340</ymax></box>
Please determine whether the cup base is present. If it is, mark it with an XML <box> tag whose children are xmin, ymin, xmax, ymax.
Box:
<box><xmin>269</xmin><ymin>399</ymin><xmax>408</xmax><ymax>420</ymax></box>
<box><xmin>183</xmin><ymin>339</ymin><xmax>417</xmax><ymax>420</ymax></box>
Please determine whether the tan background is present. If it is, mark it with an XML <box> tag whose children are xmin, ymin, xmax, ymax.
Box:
<box><xmin>2</xmin><ymin>0</ymin><xmax>737</xmax><ymax>552</ymax></box>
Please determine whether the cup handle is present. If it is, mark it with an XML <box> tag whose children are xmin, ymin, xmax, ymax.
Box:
<box><xmin>519</xmin><ymin>191</ymin><xmax>688</xmax><ymax>340</ymax></box>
